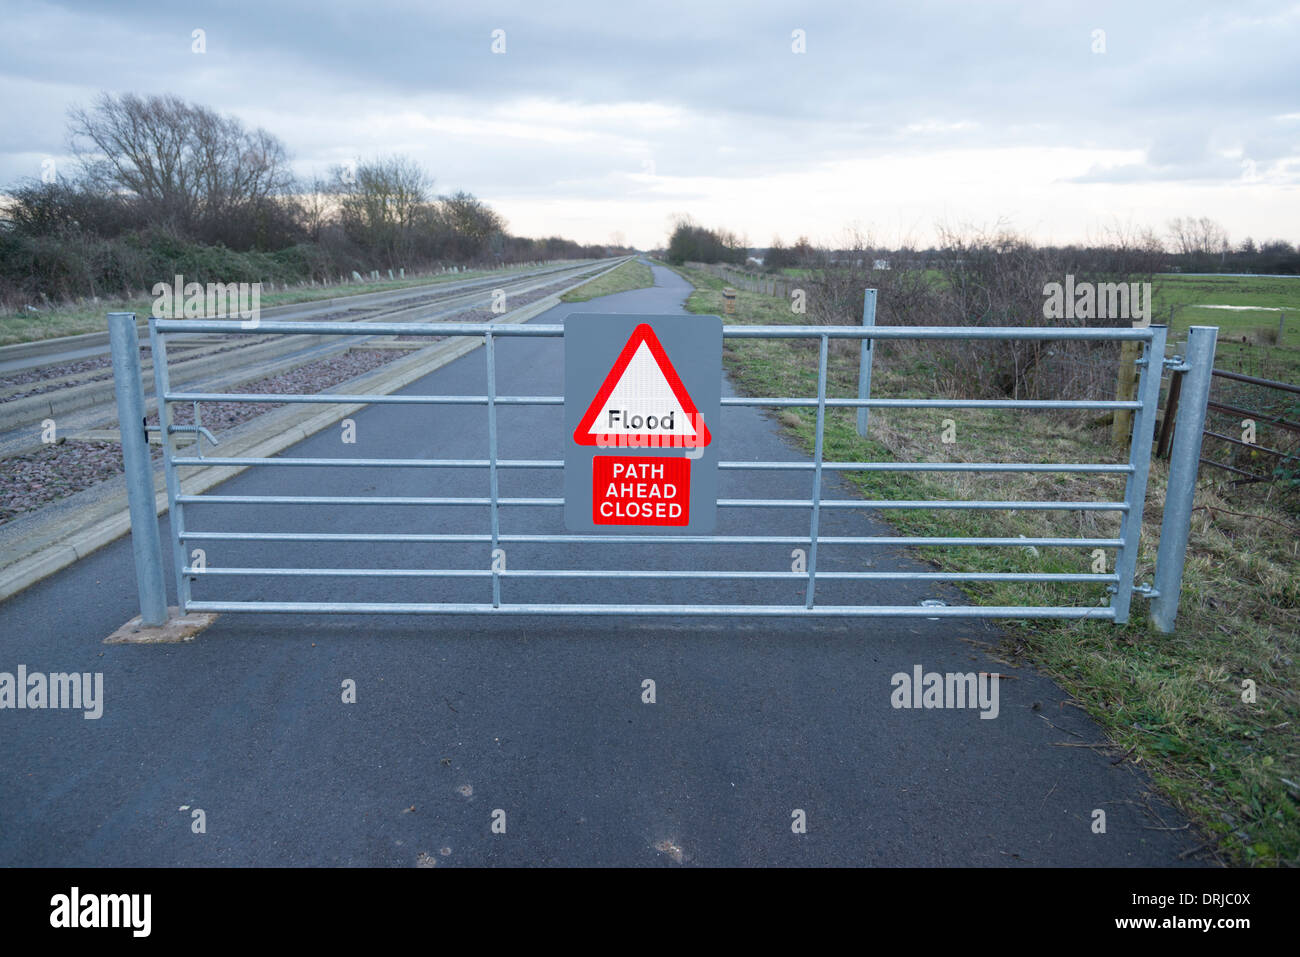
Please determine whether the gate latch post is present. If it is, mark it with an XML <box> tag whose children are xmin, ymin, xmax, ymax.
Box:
<box><xmin>1151</xmin><ymin>326</ymin><xmax>1218</xmax><ymax>634</ymax></box>
<box><xmin>108</xmin><ymin>312</ymin><xmax>168</xmax><ymax>627</ymax></box>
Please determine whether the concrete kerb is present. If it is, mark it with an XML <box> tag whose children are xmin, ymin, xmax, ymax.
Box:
<box><xmin>0</xmin><ymin>288</ymin><xmax>577</xmax><ymax>606</ymax></box>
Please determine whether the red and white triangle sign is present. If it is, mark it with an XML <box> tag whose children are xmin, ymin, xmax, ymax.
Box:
<box><xmin>573</xmin><ymin>323</ymin><xmax>712</xmax><ymax>448</ymax></box>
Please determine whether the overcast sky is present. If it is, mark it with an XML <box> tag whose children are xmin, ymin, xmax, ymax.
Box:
<box><xmin>1</xmin><ymin>0</ymin><xmax>1297</xmax><ymax>249</ymax></box>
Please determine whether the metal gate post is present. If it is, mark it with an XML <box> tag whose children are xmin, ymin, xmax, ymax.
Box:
<box><xmin>1151</xmin><ymin>326</ymin><xmax>1218</xmax><ymax>633</ymax></box>
<box><xmin>856</xmin><ymin>289</ymin><xmax>877</xmax><ymax>436</ymax></box>
<box><xmin>108</xmin><ymin>312</ymin><xmax>168</xmax><ymax>626</ymax></box>
<box><xmin>1111</xmin><ymin>324</ymin><xmax>1167</xmax><ymax>624</ymax></box>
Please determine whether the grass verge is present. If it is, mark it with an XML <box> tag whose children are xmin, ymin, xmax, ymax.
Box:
<box><xmin>560</xmin><ymin>258</ymin><xmax>652</xmax><ymax>302</ymax></box>
<box><xmin>670</xmin><ymin>261</ymin><xmax>1300</xmax><ymax>867</ymax></box>
<box><xmin>0</xmin><ymin>262</ymin><xmax>580</xmax><ymax>347</ymax></box>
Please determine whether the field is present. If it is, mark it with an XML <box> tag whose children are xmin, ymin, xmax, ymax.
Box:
<box><xmin>1155</xmin><ymin>275</ymin><xmax>1300</xmax><ymax>384</ymax></box>
<box><xmin>669</xmin><ymin>262</ymin><xmax>1300</xmax><ymax>866</ymax></box>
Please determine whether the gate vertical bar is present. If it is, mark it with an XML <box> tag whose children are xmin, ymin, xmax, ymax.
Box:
<box><xmin>148</xmin><ymin>320</ymin><xmax>192</xmax><ymax>612</ymax></box>
<box><xmin>1111</xmin><ymin>323</ymin><xmax>1167</xmax><ymax>624</ymax></box>
<box><xmin>856</xmin><ymin>289</ymin><xmax>877</xmax><ymax>437</ymax></box>
<box><xmin>804</xmin><ymin>334</ymin><xmax>830</xmax><ymax>608</ymax></box>
<box><xmin>108</xmin><ymin>312</ymin><xmax>167</xmax><ymax>626</ymax></box>
<box><xmin>485</xmin><ymin>330</ymin><xmax>502</xmax><ymax>608</ymax></box>
<box><xmin>1151</xmin><ymin>326</ymin><xmax>1218</xmax><ymax>633</ymax></box>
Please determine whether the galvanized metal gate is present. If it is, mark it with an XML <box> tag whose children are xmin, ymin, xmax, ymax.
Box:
<box><xmin>108</xmin><ymin>313</ymin><xmax>1217</xmax><ymax>632</ymax></box>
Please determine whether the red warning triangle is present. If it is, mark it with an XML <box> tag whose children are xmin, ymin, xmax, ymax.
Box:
<box><xmin>573</xmin><ymin>323</ymin><xmax>711</xmax><ymax>448</ymax></box>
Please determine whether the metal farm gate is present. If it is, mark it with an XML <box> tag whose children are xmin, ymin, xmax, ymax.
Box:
<box><xmin>108</xmin><ymin>312</ymin><xmax>1217</xmax><ymax>633</ymax></box>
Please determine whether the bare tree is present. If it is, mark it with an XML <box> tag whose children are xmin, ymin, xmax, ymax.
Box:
<box><xmin>68</xmin><ymin>92</ymin><xmax>293</xmax><ymax>240</ymax></box>
<box><xmin>437</xmin><ymin>189</ymin><xmax>507</xmax><ymax>260</ymax></box>
<box><xmin>333</xmin><ymin>155</ymin><xmax>433</xmax><ymax>267</ymax></box>
<box><xmin>1167</xmin><ymin>216</ymin><xmax>1230</xmax><ymax>257</ymax></box>
<box><xmin>297</xmin><ymin>172</ymin><xmax>336</xmax><ymax>243</ymax></box>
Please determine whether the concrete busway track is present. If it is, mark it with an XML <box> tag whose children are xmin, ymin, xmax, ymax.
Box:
<box><xmin>0</xmin><ymin>259</ymin><xmax>624</xmax><ymax>455</ymax></box>
<box><xmin>0</xmin><ymin>260</ymin><xmax>1206</xmax><ymax>866</ymax></box>
<box><xmin>0</xmin><ymin>258</ymin><xmax>606</xmax><ymax>376</ymax></box>
<box><xmin>0</xmin><ymin>258</ymin><xmax>631</xmax><ymax>602</ymax></box>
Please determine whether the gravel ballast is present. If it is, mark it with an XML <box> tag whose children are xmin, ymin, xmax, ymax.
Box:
<box><xmin>0</xmin><ymin>347</ymin><xmax>405</xmax><ymax>526</ymax></box>
<box><xmin>0</xmin><ymin>440</ymin><xmax>125</xmax><ymax>525</ymax></box>
<box><xmin>0</xmin><ymin>272</ymin><xmax>586</xmax><ymax>525</ymax></box>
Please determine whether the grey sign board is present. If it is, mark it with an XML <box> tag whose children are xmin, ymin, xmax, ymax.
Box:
<box><xmin>564</xmin><ymin>314</ymin><xmax>722</xmax><ymax>533</ymax></box>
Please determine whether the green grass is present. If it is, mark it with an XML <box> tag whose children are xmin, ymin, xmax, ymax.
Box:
<box><xmin>0</xmin><ymin>262</ymin><xmax>563</xmax><ymax>347</ymax></box>
<box><xmin>670</xmin><ymin>261</ymin><xmax>1300</xmax><ymax>867</ymax></box>
<box><xmin>560</xmin><ymin>258</ymin><xmax>652</xmax><ymax>302</ymax></box>
<box><xmin>1156</xmin><ymin>274</ymin><xmax>1300</xmax><ymax>313</ymax></box>
<box><xmin>1154</xmin><ymin>275</ymin><xmax>1300</xmax><ymax>384</ymax></box>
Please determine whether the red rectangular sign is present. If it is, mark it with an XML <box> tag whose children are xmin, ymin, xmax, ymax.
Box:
<box><xmin>592</xmin><ymin>455</ymin><xmax>690</xmax><ymax>526</ymax></box>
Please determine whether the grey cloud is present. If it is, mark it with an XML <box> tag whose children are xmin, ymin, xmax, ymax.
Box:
<box><xmin>1</xmin><ymin>0</ymin><xmax>1297</xmax><ymax>228</ymax></box>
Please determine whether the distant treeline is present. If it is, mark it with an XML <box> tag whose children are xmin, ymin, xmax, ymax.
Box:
<box><xmin>662</xmin><ymin>222</ymin><xmax>1219</xmax><ymax>402</ymax></box>
<box><xmin>664</xmin><ymin>218</ymin><xmax>747</xmax><ymax>265</ymax></box>
<box><xmin>0</xmin><ymin>92</ymin><xmax>630</xmax><ymax>308</ymax></box>
<box><xmin>662</xmin><ymin>214</ymin><xmax>1299</xmax><ymax>275</ymax></box>
<box><xmin>761</xmin><ymin>243</ymin><xmax>1300</xmax><ymax>276</ymax></box>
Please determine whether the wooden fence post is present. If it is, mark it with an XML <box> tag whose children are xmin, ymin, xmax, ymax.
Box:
<box><xmin>1156</xmin><ymin>367</ymin><xmax>1184</xmax><ymax>458</ymax></box>
<box><xmin>1112</xmin><ymin>340</ymin><xmax>1141</xmax><ymax>446</ymax></box>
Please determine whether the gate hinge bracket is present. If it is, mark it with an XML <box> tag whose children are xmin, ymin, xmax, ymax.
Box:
<box><xmin>1133</xmin><ymin>582</ymin><xmax>1159</xmax><ymax>599</ymax></box>
<box><xmin>147</xmin><ymin>424</ymin><xmax>220</xmax><ymax>446</ymax></box>
<box><xmin>1163</xmin><ymin>356</ymin><xmax>1189</xmax><ymax>371</ymax></box>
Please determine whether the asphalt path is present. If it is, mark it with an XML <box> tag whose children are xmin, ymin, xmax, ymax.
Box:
<box><xmin>0</xmin><ymin>262</ymin><xmax>1204</xmax><ymax>866</ymax></box>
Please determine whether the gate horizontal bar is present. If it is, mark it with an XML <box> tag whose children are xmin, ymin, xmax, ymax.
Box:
<box><xmin>171</xmin><ymin>459</ymin><xmax>1130</xmax><ymax>476</ymax></box>
<box><xmin>722</xmin><ymin>462</ymin><xmax>1132</xmax><ymax>474</ymax></box>
<box><xmin>728</xmin><ymin>397</ymin><xmax>1141</xmax><ymax>409</ymax></box>
<box><xmin>170</xmin><ymin>469</ymin><xmax>1125</xmax><ymax>511</ymax></box>
<box><xmin>176</xmin><ymin>493</ymin><xmax>562</xmax><ymax>506</ymax></box>
<box><xmin>181</xmin><ymin>530</ymin><xmax>1123</xmax><ymax>547</ymax></box>
<box><xmin>168</xmin><ymin>391</ymin><xmax>564</xmax><ymax>406</ymax></box>
<box><xmin>170</xmin><ymin>454</ymin><xmax>1132</xmax><ymax>480</ymax></box>
<box><xmin>171</xmin><ymin>456</ymin><xmax>567</xmax><ymax>468</ymax></box>
<box><xmin>177</xmin><ymin>492</ymin><xmax>1128</xmax><ymax>512</ymax></box>
<box><xmin>156</xmin><ymin>319</ymin><xmax>1155</xmax><ymax>342</ymax></box>
<box><xmin>189</xmin><ymin>566</ymin><xmax>1118</xmax><ymax>583</ymax></box>
<box><xmin>166</xmin><ymin>389</ymin><xmax>1141</xmax><ymax>411</ymax></box>
<box><xmin>184</xmin><ymin>599</ymin><xmax>1118</xmax><ymax>619</ymax></box>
